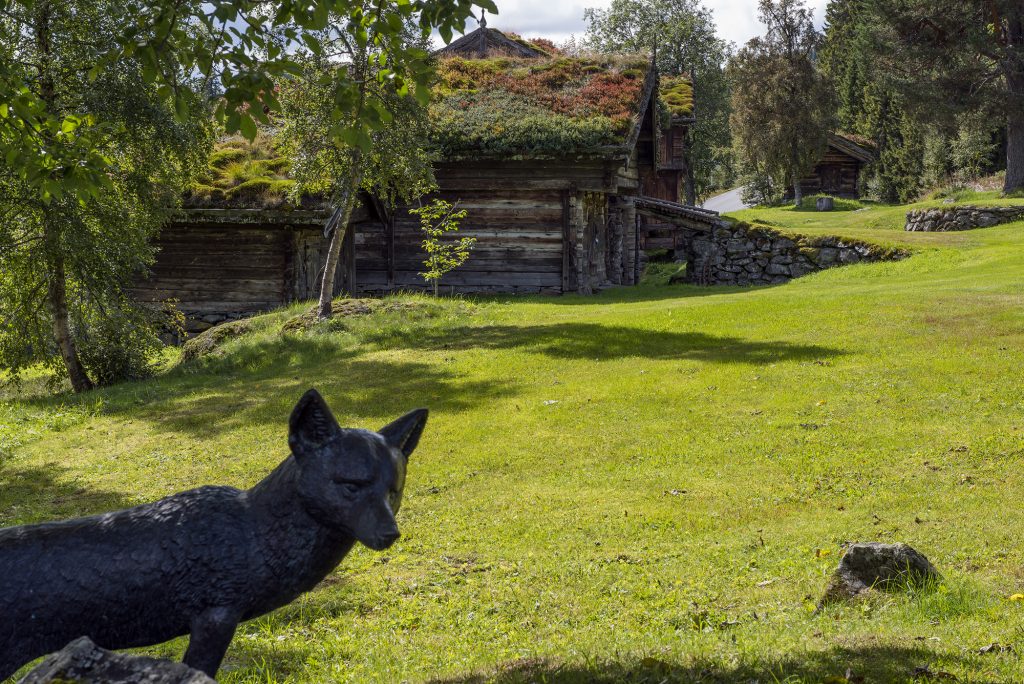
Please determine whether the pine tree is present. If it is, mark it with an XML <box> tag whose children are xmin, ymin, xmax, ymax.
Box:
<box><xmin>863</xmin><ymin>0</ymin><xmax>1024</xmax><ymax>194</ymax></box>
<box><xmin>820</xmin><ymin>0</ymin><xmax>925</xmax><ymax>202</ymax></box>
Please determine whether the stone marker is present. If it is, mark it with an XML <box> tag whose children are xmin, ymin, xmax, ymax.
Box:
<box><xmin>18</xmin><ymin>637</ymin><xmax>214</xmax><ymax>684</ymax></box>
<box><xmin>818</xmin><ymin>542</ymin><xmax>940</xmax><ymax>610</ymax></box>
<box><xmin>816</xmin><ymin>196</ymin><xmax>835</xmax><ymax>212</ymax></box>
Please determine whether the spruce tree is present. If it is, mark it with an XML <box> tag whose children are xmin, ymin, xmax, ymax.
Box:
<box><xmin>863</xmin><ymin>0</ymin><xmax>1024</xmax><ymax>194</ymax></box>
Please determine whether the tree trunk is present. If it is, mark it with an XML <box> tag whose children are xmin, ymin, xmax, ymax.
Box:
<box><xmin>683</xmin><ymin>137</ymin><xmax>697</xmax><ymax>206</ymax></box>
<box><xmin>684</xmin><ymin>169</ymin><xmax>697</xmax><ymax>206</ymax></box>
<box><xmin>45</xmin><ymin>220</ymin><xmax>94</xmax><ymax>393</ymax></box>
<box><xmin>1008</xmin><ymin>111</ymin><xmax>1024</xmax><ymax>194</ymax></box>
<box><xmin>317</xmin><ymin>160</ymin><xmax>363</xmax><ymax>320</ymax></box>
<box><xmin>1005</xmin><ymin>74</ymin><xmax>1024</xmax><ymax>194</ymax></box>
<box><xmin>36</xmin><ymin>1</ymin><xmax>91</xmax><ymax>392</ymax></box>
<box><xmin>793</xmin><ymin>175</ymin><xmax>803</xmax><ymax>207</ymax></box>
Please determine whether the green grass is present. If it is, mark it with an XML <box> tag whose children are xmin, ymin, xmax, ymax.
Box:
<box><xmin>6</xmin><ymin>198</ymin><xmax>1024</xmax><ymax>682</ymax></box>
<box><xmin>731</xmin><ymin>192</ymin><xmax>1024</xmax><ymax>249</ymax></box>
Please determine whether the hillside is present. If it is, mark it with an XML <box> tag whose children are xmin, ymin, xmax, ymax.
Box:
<box><xmin>4</xmin><ymin>198</ymin><xmax>1024</xmax><ymax>682</ymax></box>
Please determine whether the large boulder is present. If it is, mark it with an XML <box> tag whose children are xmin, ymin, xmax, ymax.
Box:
<box><xmin>19</xmin><ymin>637</ymin><xmax>215</xmax><ymax>684</ymax></box>
<box><xmin>818</xmin><ymin>542</ymin><xmax>940</xmax><ymax>610</ymax></box>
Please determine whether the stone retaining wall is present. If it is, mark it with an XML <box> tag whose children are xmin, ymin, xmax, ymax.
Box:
<box><xmin>905</xmin><ymin>205</ymin><xmax>1024</xmax><ymax>232</ymax></box>
<box><xmin>675</xmin><ymin>221</ymin><xmax>906</xmax><ymax>286</ymax></box>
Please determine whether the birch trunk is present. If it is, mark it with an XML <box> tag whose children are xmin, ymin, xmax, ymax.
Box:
<box><xmin>317</xmin><ymin>163</ymin><xmax>363</xmax><ymax>320</ymax></box>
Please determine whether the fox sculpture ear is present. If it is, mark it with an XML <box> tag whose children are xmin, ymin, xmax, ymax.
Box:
<box><xmin>380</xmin><ymin>408</ymin><xmax>429</xmax><ymax>459</ymax></box>
<box><xmin>289</xmin><ymin>389</ymin><xmax>342</xmax><ymax>459</ymax></box>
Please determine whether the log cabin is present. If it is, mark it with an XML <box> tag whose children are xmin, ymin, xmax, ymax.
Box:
<box><xmin>786</xmin><ymin>133</ymin><xmax>875</xmax><ymax>200</ymax></box>
<box><xmin>136</xmin><ymin>25</ymin><xmax>720</xmax><ymax>332</ymax></box>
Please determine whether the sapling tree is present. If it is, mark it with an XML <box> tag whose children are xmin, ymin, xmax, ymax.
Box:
<box><xmin>411</xmin><ymin>199</ymin><xmax>474</xmax><ymax>297</ymax></box>
<box><xmin>276</xmin><ymin>12</ymin><xmax>439</xmax><ymax>317</ymax></box>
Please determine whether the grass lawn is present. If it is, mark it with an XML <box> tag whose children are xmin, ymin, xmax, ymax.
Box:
<box><xmin>4</xmin><ymin>196</ymin><xmax>1024</xmax><ymax>682</ymax></box>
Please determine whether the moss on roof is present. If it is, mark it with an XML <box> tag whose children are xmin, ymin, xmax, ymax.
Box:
<box><xmin>501</xmin><ymin>32</ymin><xmax>563</xmax><ymax>57</ymax></box>
<box><xmin>430</xmin><ymin>54</ymin><xmax>654</xmax><ymax>160</ymax></box>
<box><xmin>660</xmin><ymin>75</ymin><xmax>694</xmax><ymax>119</ymax></box>
<box><xmin>184</xmin><ymin>136</ymin><xmax>326</xmax><ymax>210</ymax></box>
<box><xmin>188</xmin><ymin>53</ymin><xmax>678</xmax><ymax>206</ymax></box>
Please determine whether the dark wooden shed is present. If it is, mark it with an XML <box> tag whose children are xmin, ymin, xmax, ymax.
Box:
<box><xmin>788</xmin><ymin>133</ymin><xmax>875</xmax><ymax>200</ymax></box>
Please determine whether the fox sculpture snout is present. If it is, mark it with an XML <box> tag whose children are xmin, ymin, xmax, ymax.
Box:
<box><xmin>0</xmin><ymin>389</ymin><xmax>427</xmax><ymax>680</ymax></box>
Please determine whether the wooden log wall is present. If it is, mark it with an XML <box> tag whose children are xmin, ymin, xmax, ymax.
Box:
<box><xmin>292</xmin><ymin>227</ymin><xmax>355</xmax><ymax>301</ymax></box>
<box><xmin>794</xmin><ymin>149</ymin><xmax>864</xmax><ymax>199</ymax></box>
<box><xmin>142</xmin><ymin>158</ymin><xmax>656</xmax><ymax>321</ymax></box>
<box><xmin>134</xmin><ymin>223</ymin><xmax>292</xmax><ymax>316</ymax></box>
<box><xmin>353</xmin><ymin>162</ymin><xmax>629</xmax><ymax>296</ymax></box>
<box><xmin>355</xmin><ymin>189</ymin><xmax>566</xmax><ymax>295</ymax></box>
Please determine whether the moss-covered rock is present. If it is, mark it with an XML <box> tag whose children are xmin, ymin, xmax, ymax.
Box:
<box><xmin>180</xmin><ymin>319</ymin><xmax>254</xmax><ymax>362</ymax></box>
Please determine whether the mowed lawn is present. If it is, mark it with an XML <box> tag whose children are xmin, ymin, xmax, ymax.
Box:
<box><xmin>4</xmin><ymin>198</ymin><xmax>1024</xmax><ymax>683</ymax></box>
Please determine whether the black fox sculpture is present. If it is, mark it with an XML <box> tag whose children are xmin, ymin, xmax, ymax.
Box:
<box><xmin>0</xmin><ymin>389</ymin><xmax>427</xmax><ymax>680</ymax></box>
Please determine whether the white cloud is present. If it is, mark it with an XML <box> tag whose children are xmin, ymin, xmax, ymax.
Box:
<box><xmin>455</xmin><ymin>0</ymin><xmax>829</xmax><ymax>48</ymax></box>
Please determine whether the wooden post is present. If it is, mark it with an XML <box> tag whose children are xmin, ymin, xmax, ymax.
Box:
<box><xmin>608</xmin><ymin>200</ymin><xmax>624</xmax><ymax>286</ymax></box>
<box><xmin>562</xmin><ymin>186</ymin><xmax>578</xmax><ymax>294</ymax></box>
<box><xmin>621</xmin><ymin>197</ymin><xmax>637</xmax><ymax>286</ymax></box>
<box><xmin>575</xmin><ymin>192</ymin><xmax>590</xmax><ymax>295</ymax></box>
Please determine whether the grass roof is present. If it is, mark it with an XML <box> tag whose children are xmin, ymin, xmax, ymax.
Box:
<box><xmin>660</xmin><ymin>75</ymin><xmax>694</xmax><ymax>119</ymax></box>
<box><xmin>184</xmin><ymin>136</ymin><xmax>326</xmax><ymax>210</ymax></box>
<box><xmin>429</xmin><ymin>54</ymin><xmax>654</xmax><ymax>160</ymax></box>
<box><xmin>187</xmin><ymin>53</ymin><xmax>682</xmax><ymax>207</ymax></box>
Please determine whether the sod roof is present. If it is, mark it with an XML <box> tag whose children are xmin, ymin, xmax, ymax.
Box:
<box><xmin>184</xmin><ymin>136</ymin><xmax>328</xmax><ymax>211</ymax></box>
<box><xmin>186</xmin><ymin>46</ymin><xmax>694</xmax><ymax>207</ymax></box>
<box><xmin>429</xmin><ymin>53</ymin><xmax>659</xmax><ymax>161</ymax></box>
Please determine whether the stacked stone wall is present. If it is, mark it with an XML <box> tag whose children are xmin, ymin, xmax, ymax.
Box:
<box><xmin>905</xmin><ymin>205</ymin><xmax>1024</xmax><ymax>232</ymax></box>
<box><xmin>673</xmin><ymin>221</ymin><xmax>907</xmax><ymax>286</ymax></box>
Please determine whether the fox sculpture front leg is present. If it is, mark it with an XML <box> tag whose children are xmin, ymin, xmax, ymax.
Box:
<box><xmin>0</xmin><ymin>389</ymin><xmax>427</xmax><ymax>680</ymax></box>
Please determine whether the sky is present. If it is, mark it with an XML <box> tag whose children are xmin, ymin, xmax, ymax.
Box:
<box><xmin>458</xmin><ymin>0</ymin><xmax>829</xmax><ymax>48</ymax></box>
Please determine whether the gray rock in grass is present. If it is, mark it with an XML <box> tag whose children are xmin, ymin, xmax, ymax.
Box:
<box><xmin>19</xmin><ymin>637</ymin><xmax>215</xmax><ymax>684</ymax></box>
<box><xmin>817</xmin><ymin>542</ymin><xmax>940</xmax><ymax>611</ymax></box>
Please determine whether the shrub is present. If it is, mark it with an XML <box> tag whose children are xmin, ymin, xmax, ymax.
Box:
<box><xmin>73</xmin><ymin>301</ymin><xmax>171</xmax><ymax>386</ymax></box>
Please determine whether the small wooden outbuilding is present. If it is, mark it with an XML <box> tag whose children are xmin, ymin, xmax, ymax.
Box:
<box><xmin>788</xmin><ymin>133</ymin><xmax>875</xmax><ymax>200</ymax></box>
<box><xmin>138</xmin><ymin>25</ymin><xmax>719</xmax><ymax>330</ymax></box>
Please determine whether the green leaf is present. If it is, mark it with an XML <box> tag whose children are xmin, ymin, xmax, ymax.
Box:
<box><xmin>238</xmin><ymin>112</ymin><xmax>257</xmax><ymax>140</ymax></box>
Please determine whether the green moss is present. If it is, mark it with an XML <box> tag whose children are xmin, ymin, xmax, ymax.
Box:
<box><xmin>224</xmin><ymin>178</ymin><xmax>295</xmax><ymax>204</ymax></box>
<box><xmin>190</xmin><ymin>137</ymin><xmax>311</xmax><ymax>208</ymax></box>
<box><xmin>208</xmin><ymin>148</ymin><xmax>247</xmax><ymax>168</ymax></box>
<box><xmin>255</xmin><ymin>157</ymin><xmax>290</xmax><ymax>175</ymax></box>
<box><xmin>186</xmin><ymin>183</ymin><xmax>226</xmax><ymax>203</ymax></box>
<box><xmin>660</xmin><ymin>75</ymin><xmax>694</xmax><ymax>118</ymax></box>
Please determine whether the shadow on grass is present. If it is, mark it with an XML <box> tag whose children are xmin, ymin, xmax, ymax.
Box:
<box><xmin>18</xmin><ymin>335</ymin><xmax>516</xmax><ymax>441</ymax></box>
<box><xmin>364</xmin><ymin>323</ymin><xmax>841</xmax><ymax>364</ymax></box>
<box><xmin>426</xmin><ymin>646</ymin><xmax>973</xmax><ymax>684</ymax></box>
<box><xmin>506</xmin><ymin>282</ymin><xmax>782</xmax><ymax>307</ymax></box>
<box><xmin>0</xmin><ymin>462</ymin><xmax>134</xmax><ymax>526</ymax></box>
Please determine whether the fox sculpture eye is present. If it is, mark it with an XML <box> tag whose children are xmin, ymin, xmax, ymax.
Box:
<box><xmin>0</xmin><ymin>389</ymin><xmax>428</xmax><ymax>680</ymax></box>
